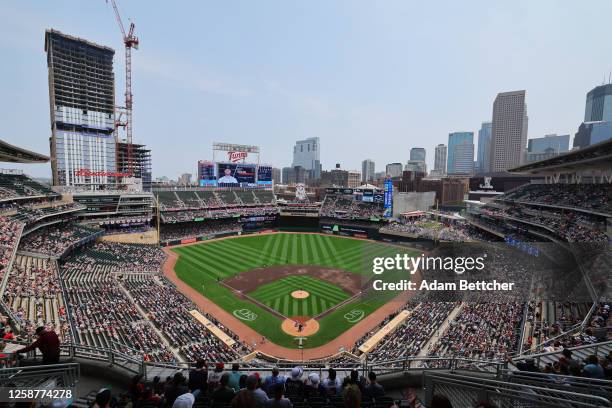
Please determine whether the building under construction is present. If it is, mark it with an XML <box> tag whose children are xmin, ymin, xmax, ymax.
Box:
<box><xmin>45</xmin><ymin>29</ymin><xmax>118</xmax><ymax>188</ymax></box>
<box><xmin>45</xmin><ymin>29</ymin><xmax>152</xmax><ymax>191</ymax></box>
<box><xmin>116</xmin><ymin>142</ymin><xmax>152</xmax><ymax>191</ymax></box>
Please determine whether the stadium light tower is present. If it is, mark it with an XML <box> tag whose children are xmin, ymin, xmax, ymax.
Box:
<box><xmin>106</xmin><ymin>0</ymin><xmax>139</xmax><ymax>174</ymax></box>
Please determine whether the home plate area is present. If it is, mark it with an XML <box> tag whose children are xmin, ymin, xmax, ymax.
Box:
<box><xmin>281</xmin><ymin>316</ymin><xmax>320</xmax><ymax>336</ymax></box>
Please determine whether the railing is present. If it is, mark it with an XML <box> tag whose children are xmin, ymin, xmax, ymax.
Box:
<box><xmin>0</xmin><ymin>363</ymin><xmax>80</xmax><ymax>388</ymax></box>
<box><xmin>500</xmin><ymin>369</ymin><xmax>612</xmax><ymax>402</ymax></box>
<box><xmin>423</xmin><ymin>371</ymin><xmax>612</xmax><ymax>408</ymax></box>
<box><xmin>365</xmin><ymin>356</ymin><xmax>508</xmax><ymax>376</ymax></box>
<box><xmin>512</xmin><ymin>340</ymin><xmax>612</xmax><ymax>368</ymax></box>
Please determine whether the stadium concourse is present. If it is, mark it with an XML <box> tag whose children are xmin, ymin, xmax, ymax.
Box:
<box><xmin>0</xmin><ymin>139</ymin><xmax>611</xmax><ymax>407</ymax></box>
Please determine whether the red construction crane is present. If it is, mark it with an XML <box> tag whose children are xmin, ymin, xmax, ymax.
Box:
<box><xmin>107</xmin><ymin>0</ymin><xmax>139</xmax><ymax>176</ymax></box>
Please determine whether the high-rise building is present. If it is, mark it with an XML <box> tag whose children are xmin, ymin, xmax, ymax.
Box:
<box><xmin>282</xmin><ymin>166</ymin><xmax>308</xmax><ymax>185</ymax></box>
<box><xmin>433</xmin><ymin>144</ymin><xmax>447</xmax><ymax>176</ymax></box>
<box><xmin>177</xmin><ymin>173</ymin><xmax>192</xmax><ymax>186</ymax></box>
<box><xmin>584</xmin><ymin>84</ymin><xmax>612</xmax><ymax>122</ymax></box>
<box><xmin>271</xmin><ymin>168</ymin><xmax>281</xmax><ymax>184</ymax></box>
<box><xmin>404</xmin><ymin>161</ymin><xmax>426</xmax><ymax>173</ymax></box>
<box><xmin>45</xmin><ymin>30</ymin><xmax>117</xmax><ymax>188</ymax></box>
<box><xmin>385</xmin><ymin>163</ymin><xmax>403</xmax><ymax>178</ymax></box>
<box><xmin>476</xmin><ymin>122</ymin><xmax>492</xmax><ymax>173</ymax></box>
<box><xmin>574</xmin><ymin>84</ymin><xmax>612</xmax><ymax>149</ymax></box>
<box><xmin>447</xmin><ymin>132</ymin><xmax>474</xmax><ymax>175</ymax></box>
<box><xmin>348</xmin><ymin>170</ymin><xmax>361</xmax><ymax>188</ymax></box>
<box><xmin>490</xmin><ymin>90</ymin><xmax>528</xmax><ymax>172</ymax></box>
<box><xmin>292</xmin><ymin>137</ymin><xmax>321</xmax><ymax>179</ymax></box>
<box><xmin>409</xmin><ymin>147</ymin><xmax>426</xmax><ymax>162</ymax></box>
<box><xmin>116</xmin><ymin>142</ymin><xmax>152</xmax><ymax>191</ymax></box>
<box><xmin>573</xmin><ymin>121</ymin><xmax>612</xmax><ymax>148</ymax></box>
<box><xmin>526</xmin><ymin>134</ymin><xmax>569</xmax><ymax>162</ymax></box>
<box><xmin>361</xmin><ymin>159</ymin><xmax>375</xmax><ymax>183</ymax></box>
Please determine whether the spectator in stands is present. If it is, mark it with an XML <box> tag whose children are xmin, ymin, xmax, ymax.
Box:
<box><xmin>212</xmin><ymin>373</ymin><xmax>236</xmax><ymax>404</ymax></box>
<box><xmin>304</xmin><ymin>373</ymin><xmax>324</xmax><ymax>400</ymax></box>
<box><xmin>164</xmin><ymin>372</ymin><xmax>189</xmax><ymax>407</ymax></box>
<box><xmin>231</xmin><ymin>387</ymin><xmax>256</xmax><ymax>408</ymax></box>
<box><xmin>322</xmin><ymin>368</ymin><xmax>342</xmax><ymax>396</ymax></box>
<box><xmin>264</xmin><ymin>367</ymin><xmax>285</xmax><ymax>395</ymax></box>
<box><xmin>128</xmin><ymin>374</ymin><xmax>145</xmax><ymax>405</ymax></box>
<box><xmin>18</xmin><ymin>326</ymin><xmax>60</xmax><ymax>364</ymax></box>
<box><xmin>266</xmin><ymin>383</ymin><xmax>292</xmax><ymax>408</ymax></box>
<box><xmin>188</xmin><ymin>359</ymin><xmax>208</xmax><ymax>397</ymax></box>
<box><xmin>245</xmin><ymin>374</ymin><xmax>269</xmax><ymax>407</ymax></box>
<box><xmin>582</xmin><ymin>355</ymin><xmax>605</xmax><ymax>379</ymax></box>
<box><xmin>364</xmin><ymin>371</ymin><xmax>385</xmax><ymax>399</ymax></box>
<box><xmin>208</xmin><ymin>362</ymin><xmax>225</xmax><ymax>389</ymax></box>
<box><xmin>172</xmin><ymin>390</ymin><xmax>195</xmax><ymax>408</ymax></box>
<box><xmin>93</xmin><ymin>388</ymin><xmax>112</xmax><ymax>408</ymax></box>
<box><xmin>284</xmin><ymin>366</ymin><xmax>305</xmax><ymax>397</ymax></box>
<box><xmin>343</xmin><ymin>370</ymin><xmax>365</xmax><ymax>394</ymax></box>
<box><xmin>342</xmin><ymin>383</ymin><xmax>361</xmax><ymax>408</ymax></box>
<box><xmin>228</xmin><ymin>363</ymin><xmax>243</xmax><ymax>392</ymax></box>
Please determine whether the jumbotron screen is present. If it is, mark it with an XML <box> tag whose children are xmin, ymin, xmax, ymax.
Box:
<box><xmin>257</xmin><ymin>165</ymin><xmax>272</xmax><ymax>185</ymax></box>
<box><xmin>216</xmin><ymin>162</ymin><xmax>256</xmax><ymax>186</ymax></box>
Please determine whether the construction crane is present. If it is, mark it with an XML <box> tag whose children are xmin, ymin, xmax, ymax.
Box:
<box><xmin>106</xmin><ymin>0</ymin><xmax>138</xmax><ymax>175</ymax></box>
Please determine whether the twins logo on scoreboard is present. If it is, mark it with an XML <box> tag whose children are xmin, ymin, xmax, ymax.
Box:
<box><xmin>227</xmin><ymin>151</ymin><xmax>248</xmax><ymax>163</ymax></box>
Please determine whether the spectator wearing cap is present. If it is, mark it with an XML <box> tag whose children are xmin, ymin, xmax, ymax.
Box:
<box><xmin>364</xmin><ymin>371</ymin><xmax>385</xmax><ymax>399</ymax></box>
<box><xmin>265</xmin><ymin>383</ymin><xmax>292</xmax><ymax>408</ymax></box>
<box><xmin>228</xmin><ymin>363</ymin><xmax>243</xmax><ymax>392</ymax></box>
<box><xmin>212</xmin><ymin>373</ymin><xmax>236</xmax><ymax>404</ymax></box>
<box><xmin>284</xmin><ymin>366</ymin><xmax>305</xmax><ymax>398</ymax></box>
<box><xmin>304</xmin><ymin>372</ymin><xmax>324</xmax><ymax>400</ymax></box>
<box><xmin>18</xmin><ymin>326</ymin><xmax>60</xmax><ymax>364</ymax></box>
<box><xmin>208</xmin><ymin>362</ymin><xmax>225</xmax><ymax>389</ymax></box>
<box><xmin>264</xmin><ymin>367</ymin><xmax>285</xmax><ymax>395</ymax></box>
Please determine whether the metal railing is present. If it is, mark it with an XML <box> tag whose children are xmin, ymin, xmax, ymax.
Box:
<box><xmin>423</xmin><ymin>371</ymin><xmax>612</xmax><ymax>408</ymax></box>
<box><xmin>365</xmin><ymin>356</ymin><xmax>508</xmax><ymax>376</ymax></box>
<box><xmin>0</xmin><ymin>363</ymin><xmax>79</xmax><ymax>388</ymax></box>
<box><xmin>512</xmin><ymin>340</ymin><xmax>612</xmax><ymax>368</ymax></box>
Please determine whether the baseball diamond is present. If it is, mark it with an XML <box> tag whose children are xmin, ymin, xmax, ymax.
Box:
<box><xmin>172</xmin><ymin>232</ymin><xmax>418</xmax><ymax>348</ymax></box>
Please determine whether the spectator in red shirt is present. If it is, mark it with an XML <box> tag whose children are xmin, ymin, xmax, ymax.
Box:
<box><xmin>18</xmin><ymin>326</ymin><xmax>60</xmax><ymax>364</ymax></box>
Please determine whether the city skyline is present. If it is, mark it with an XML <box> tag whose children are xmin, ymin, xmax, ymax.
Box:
<box><xmin>2</xmin><ymin>1</ymin><xmax>612</xmax><ymax>179</ymax></box>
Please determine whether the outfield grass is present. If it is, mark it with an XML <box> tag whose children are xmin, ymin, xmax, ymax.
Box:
<box><xmin>250</xmin><ymin>275</ymin><xmax>350</xmax><ymax>317</ymax></box>
<box><xmin>172</xmin><ymin>233</ymin><xmax>417</xmax><ymax>348</ymax></box>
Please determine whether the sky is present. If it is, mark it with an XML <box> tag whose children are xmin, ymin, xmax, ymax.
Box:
<box><xmin>1</xmin><ymin>0</ymin><xmax>612</xmax><ymax>180</ymax></box>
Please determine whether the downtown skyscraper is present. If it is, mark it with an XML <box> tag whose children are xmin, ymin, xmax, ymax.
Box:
<box><xmin>292</xmin><ymin>137</ymin><xmax>321</xmax><ymax>179</ymax></box>
<box><xmin>490</xmin><ymin>90</ymin><xmax>528</xmax><ymax>172</ymax></box>
<box><xmin>476</xmin><ymin>122</ymin><xmax>492</xmax><ymax>173</ymax></box>
<box><xmin>361</xmin><ymin>159</ymin><xmax>375</xmax><ymax>183</ymax></box>
<box><xmin>447</xmin><ymin>132</ymin><xmax>474</xmax><ymax>175</ymax></box>
<box><xmin>433</xmin><ymin>144</ymin><xmax>447</xmax><ymax>176</ymax></box>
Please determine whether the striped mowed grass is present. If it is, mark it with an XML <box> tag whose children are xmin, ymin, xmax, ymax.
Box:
<box><xmin>250</xmin><ymin>275</ymin><xmax>349</xmax><ymax>317</ymax></box>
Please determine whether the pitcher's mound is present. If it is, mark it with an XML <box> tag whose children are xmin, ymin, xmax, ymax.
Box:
<box><xmin>291</xmin><ymin>290</ymin><xmax>310</xmax><ymax>299</ymax></box>
<box><xmin>281</xmin><ymin>317</ymin><xmax>320</xmax><ymax>336</ymax></box>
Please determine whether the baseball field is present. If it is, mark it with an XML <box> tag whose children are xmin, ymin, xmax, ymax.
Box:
<box><xmin>172</xmin><ymin>233</ymin><xmax>417</xmax><ymax>348</ymax></box>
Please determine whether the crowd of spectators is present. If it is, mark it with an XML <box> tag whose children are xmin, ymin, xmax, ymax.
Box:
<box><xmin>426</xmin><ymin>303</ymin><xmax>524</xmax><ymax>363</ymax></box>
<box><xmin>3</xmin><ymin>256</ymin><xmax>72</xmax><ymax>342</ymax></box>
<box><xmin>161</xmin><ymin>206</ymin><xmax>278</xmax><ymax>223</ymax></box>
<box><xmin>479</xmin><ymin>204</ymin><xmax>607</xmax><ymax>243</ymax></box>
<box><xmin>18</xmin><ymin>222</ymin><xmax>101</xmax><ymax>257</ymax></box>
<box><xmin>320</xmin><ymin>195</ymin><xmax>385</xmax><ymax>220</ymax></box>
<box><xmin>499</xmin><ymin>183</ymin><xmax>611</xmax><ymax>215</ymax></box>
<box><xmin>63</xmin><ymin>276</ymin><xmax>175</xmax><ymax>362</ymax></box>
<box><xmin>380</xmin><ymin>220</ymin><xmax>478</xmax><ymax>242</ymax></box>
<box><xmin>362</xmin><ymin>303</ymin><xmax>457</xmax><ymax>363</ymax></box>
<box><xmin>61</xmin><ymin>242</ymin><xmax>166</xmax><ymax>274</ymax></box>
<box><xmin>112</xmin><ymin>366</ymin><xmax>397</xmax><ymax>408</ymax></box>
<box><xmin>0</xmin><ymin>217</ymin><xmax>22</xmax><ymax>272</ymax></box>
<box><xmin>160</xmin><ymin>220</ymin><xmax>242</xmax><ymax>242</ymax></box>
<box><xmin>122</xmin><ymin>275</ymin><xmax>248</xmax><ymax>362</ymax></box>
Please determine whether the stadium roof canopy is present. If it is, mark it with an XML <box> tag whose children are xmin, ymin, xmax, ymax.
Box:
<box><xmin>508</xmin><ymin>138</ymin><xmax>612</xmax><ymax>175</ymax></box>
<box><xmin>0</xmin><ymin>139</ymin><xmax>50</xmax><ymax>163</ymax></box>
